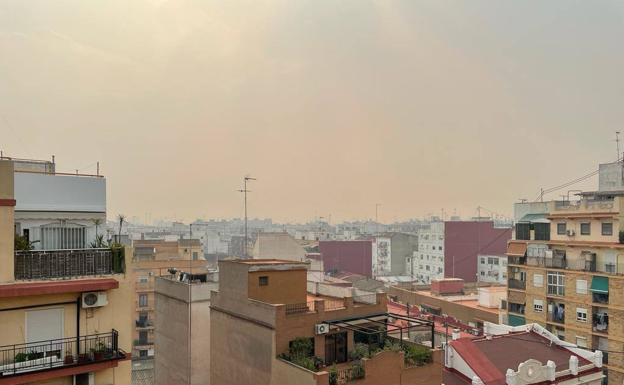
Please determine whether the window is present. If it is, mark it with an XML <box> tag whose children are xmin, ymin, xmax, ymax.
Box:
<box><xmin>557</xmin><ymin>223</ymin><xmax>567</xmax><ymax>235</ymax></box>
<box><xmin>534</xmin><ymin>223</ymin><xmax>551</xmax><ymax>241</ymax></box>
<box><xmin>516</xmin><ymin>223</ymin><xmax>531</xmax><ymax>240</ymax></box>
<box><xmin>192</xmin><ymin>252</ymin><xmax>198</xmax><ymax>260</ymax></box>
<box><xmin>576</xmin><ymin>308</ymin><xmax>588</xmax><ymax>323</ymax></box>
<box><xmin>439</xmin><ymin>246</ymin><xmax>443</xmax><ymax>250</ymax></box>
<box><xmin>426</xmin><ymin>265</ymin><xmax>430</xmax><ymax>271</ymax></box>
<box><xmin>533</xmin><ymin>299</ymin><xmax>543</xmax><ymax>312</ymax></box>
<box><xmin>259</xmin><ymin>276</ymin><xmax>269</xmax><ymax>286</ymax></box>
<box><xmin>547</xmin><ymin>272</ymin><xmax>565</xmax><ymax>296</ymax></box>
<box><xmin>493</xmin><ymin>259</ymin><xmax>499</xmax><ymax>265</ymax></box>
<box><xmin>139</xmin><ymin>350</ymin><xmax>148</xmax><ymax>358</ymax></box>
<box><xmin>602</xmin><ymin>222</ymin><xmax>613</xmax><ymax>236</ymax></box>
<box><xmin>576</xmin><ymin>279</ymin><xmax>588</xmax><ymax>295</ymax></box>
<box><xmin>480</xmin><ymin>258</ymin><xmax>486</xmax><ymax>264</ymax></box>
<box><xmin>488</xmin><ymin>257</ymin><xmax>495</xmax><ymax>265</ymax></box>
<box><xmin>138</xmin><ymin>294</ymin><xmax>148</xmax><ymax>307</ymax></box>
<box><xmin>533</xmin><ymin>274</ymin><xmax>544</xmax><ymax>288</ymax></box>
<box><xmin>137</xmin><ymin>276</ymin><xmax>149</xmax><ymax>283</ymax></box>
<box><xmin>576</xmin><ymin>336</ymin><xmax>588</xmax><ymax>348</ymax></box>
<box><xmin>580</xmin><ymin>223</ymin><xmax>591</xmax><ymax>235</ymax></box>
<box><xmin>481</xmin><ymin>271</ymin><xmax>485</xmax><ymax>276</ymax></box>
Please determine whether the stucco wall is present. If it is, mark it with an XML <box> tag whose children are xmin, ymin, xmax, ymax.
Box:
<box><xmin>319</xmin><ymin>241</ymin><xmax>373</xmax><ymax>277</ymax></box>
<box><xmin>248</xmin><ymin>270</ymin><xmax>308</xmax><ymax>305</ymax></box>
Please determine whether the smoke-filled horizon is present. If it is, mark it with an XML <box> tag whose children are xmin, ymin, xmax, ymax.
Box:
<box><xmin>1</xmin><ymin>1</ymin><xmax>622</xmax><ymax>223</ymax></box>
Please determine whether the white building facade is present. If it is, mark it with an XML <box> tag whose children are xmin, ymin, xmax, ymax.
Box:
<box><xmin>477</xmin><ymin>254</ymin><xmax>508</xmax><ymax>284</ymax></box>
<box><xmin>13</xmin><ymin>160</ymin><xmax>106</xmax><ymax>250</ymax></box>
<box><xmin>371</xmin><ymin>236</ymin><xmax>392</xmax><ymax>277</ymax></box>
<box><xmin>415</xmin><ymin>222</ymin><xmax>445</xmax><ymax>284</ymax></box>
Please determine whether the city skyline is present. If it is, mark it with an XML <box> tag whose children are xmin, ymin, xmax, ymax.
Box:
<box><xmin>2</xmin><ymin>1</ymin><xmax>622</xmax><ymax>222</ymax></box>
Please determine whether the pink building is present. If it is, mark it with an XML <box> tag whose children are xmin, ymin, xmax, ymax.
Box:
<box><xmin>318</xmin><ymin>240</ymin><xmax>373</xmax><ymax>277</ymax></box>
<box><xmin>444</xmin><ymin>221</ymin><xmax>511</xmax><ymax>282</ymax></box>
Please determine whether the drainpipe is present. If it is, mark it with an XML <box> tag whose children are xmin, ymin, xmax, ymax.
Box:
<box><xmin>76</xmin><ymin>297</ymin><xmax>81</xmax><ymax>357</ymax></box>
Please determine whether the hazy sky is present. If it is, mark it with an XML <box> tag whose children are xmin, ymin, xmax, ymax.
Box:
<box><xmin>1</xmin><ymin>1</ymin><xmax>623</xmax><ymax>223</ymax></box>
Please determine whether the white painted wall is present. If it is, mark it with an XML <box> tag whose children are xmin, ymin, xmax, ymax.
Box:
<box><xmin>14</xmin><ymin>172</ymin><xmax>106</xmax><ymax>213</ymax></box>
<box><xmin>477</xmin><ymin>255</ymin><xmax>508</xmax><ymax>284</ymax></box>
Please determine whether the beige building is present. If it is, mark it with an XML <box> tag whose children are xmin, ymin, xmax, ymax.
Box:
<box><xmin>153</xmin><ymin>271</ymin><xmax>218</xmax><ymax>385</ymax></box>
<box><xmin>251</xmin><ymin>232</ymin><xmax>307</xmax><ymax>261</ymax></box>
<box><xmin>0</xmin><ymin>159</ymin><xmax>132</xmax><ymax>385</ymax></box>
<box><xmin>210</xmin><ymin>259</ymin><xmax>442</xmax><ymax>385</ymax></box>
<box><xmin>130</xmin><ymin>238</ymin><xmax>205</xmax><ymax>360</ymax></box>
<box><xmin>507</xmin><ymin>166</ymin><xmax>624</xmax><ymax>385</ymax></box>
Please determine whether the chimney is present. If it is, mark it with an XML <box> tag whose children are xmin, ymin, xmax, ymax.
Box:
<box><xmin>569</xmin><ymin>355</ymin><xmax>579</xmax><ymax>376</ymax></box>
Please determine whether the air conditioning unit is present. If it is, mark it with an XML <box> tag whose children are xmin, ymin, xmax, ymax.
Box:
<box><xmin>567</xmin><ymin>229</ymin><xmax>576</xmax><ymax>236</ymax></box>
<box><xmin>315</xmin><ymin>323</ymin><xmax>330</xmax><ymax>335</ymax></box>
<box><xmin>82</xmin><ymin>292</ymin><xmax>108</xmax><ymax>308</ymax></box>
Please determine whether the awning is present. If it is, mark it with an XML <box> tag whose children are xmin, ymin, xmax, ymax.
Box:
<box><xmin>508</xmin><ymin>314</ymin><xmax>525</xmax><ymax>327</ymax></box>
<box><xmin>590</xmin><ymin>276</ymin><xmax>609</xmax><ymax>294</ymax></box>
<box><xmin>507</xmin><ymin>241</ymin><xmax>528</xmax><ymax>257</ymax></box>
<box><xmin>518</xmin><ymin>213</ymin><xmax>550</xmax><ymax>223</ymax></box>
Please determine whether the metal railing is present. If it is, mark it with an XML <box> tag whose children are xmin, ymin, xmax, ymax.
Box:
<box><xmin>507</xmin><ymin>256</ymin><xmax>526</xmax><ymax>265</ymax></box>
<box><xmin>14</xmin><ymin>248</ymin><xmax>125</xmax><ymax>280</ymax></box>
<box><xmin>527</xmin><ymin>257</ymin><xmax>567</xmax><ymax>269</ymax></box>
<box><xmin>285</xmin><ymin>301</ymin><xmax>315</xmax><ymax>315</ymax></box>
<box><xmin>0</xmin><ymin>330</ymin><xmax>122</xmax><ymax>378</ymax></box>
<box><xmin>135</xmin><ymin>319</ymin><xmax>154</xmax><ymax>328</ymax></box>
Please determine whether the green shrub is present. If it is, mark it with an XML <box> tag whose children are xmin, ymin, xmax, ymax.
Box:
<box><xmin>14</xmin><ymin>353</ymin><xmax>28</xmax><ymax>363</ymax></box>
<box><xmin>329</xmin><ymin>365</ymin><xmax>338</xmax><ymax>385</ymax></box>
<box><xmin>350</xmin><ymin>343</ymin><xmax>369</xmax><ymax>361</ymax></box>
<box><xmin>403</xmin><ymin>344</ymin><xmax>432</xmax><ymax>366</ymax></box>
<box><xmin>351</xmin><ymin>362</ymin><xmax>365</xmax><ymax>379</ymax></box>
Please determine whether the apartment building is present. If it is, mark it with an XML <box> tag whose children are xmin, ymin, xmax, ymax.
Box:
<box><xmin>9</xmin><ymin>157</ymin><xmax>106</xmax><ymax>250</ymax></box>
<box><xmin>444</xmin><ymin>323</ymin><xmax>604</xmax><ymax>385</ymax></box>
<box><xmin>319</xmin><ymin>240</ymin><xmax>373</xmax><ymax>277</ymax></box>
<box><xmin>506</xmin><ymin>161</ymin><xmax>624</xmax><ymax>385</ymax></box>
<box><xmin>477</xmin><ymin>254</ymin><xmax>508</xmax><ymax>284</ymax></box>
<box><xmin>251</xmin><ymin>232</ymin><xmax>307</xmax><ymax>261</ymax></box>
<box><xmin>210</xmin><ymin>259</ymin><xmax>442</xmax><ymax>385</ymax></box>
<box><xmin>0</xmin><ymin>159</ymin><xmax>131</xmax><ymax>385</ymax></box>
<box><xmin>130</xmin><ymin>238</ymin><xmax>205</xmax><ymax>361</ymax></box>
<box><xmin>416</xmin><ymin>221</ymin><xmax>512</xmax><ymax>284</ymax></box>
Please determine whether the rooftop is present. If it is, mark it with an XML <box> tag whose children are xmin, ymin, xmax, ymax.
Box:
<box><xmin>450</xmin><ymin>329</ymin><xmax>592</xmax><ymax>384</ymax></box>
<box><xmin>235</xmin><ymin>259</ymin><xmax>309</xmax><ymax>265</ymax></box>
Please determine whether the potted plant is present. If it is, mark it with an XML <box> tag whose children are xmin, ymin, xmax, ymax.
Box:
<box><xmin>26</xmin><ymin>351</ymin><xmax>41</xmax><ymax>361</ymax></box>
<box><xmin>64</xmin><ymin>352</ymin><xmax>74</xmax><ymax>365</ymax></box>
<box><xmin>78</xmin><ymin>353</ymin><xmax>90</xmax><ymax>364</ymax></box>
<box><xmin>93</xmin><ymin>342</ymin><xmax>108</xmax><ymax>361</ymax></box>
<box><xmin>14</xmin><ymin>352</ymin><xmax>28</xmax><ymax>363</ymax></box>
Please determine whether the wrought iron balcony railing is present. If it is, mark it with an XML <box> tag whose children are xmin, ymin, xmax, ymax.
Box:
<box><xmin>0</xmin><ymin>330</ymin><xmax>124</xmax><ymax>378</ymax></box>
<box><xmin>14</xmin><ymin>248</ymin><xmax>125</xmax><ymax>280</ymax></box>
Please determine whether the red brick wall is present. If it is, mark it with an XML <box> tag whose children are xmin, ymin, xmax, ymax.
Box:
<box><xmin>444</xmin><ymin>222</ymin><xmax>511</xmax><ymax>282</ymax></box>
<box><xmin>319</xmin><ymin>241</ymin><xmax>372</xmax><ymax>277</ymax></box>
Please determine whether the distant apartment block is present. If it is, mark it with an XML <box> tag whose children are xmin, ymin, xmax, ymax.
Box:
<box><xmin>477</xmin><ymin>254</ymin><xmax>508</xmax><ymax>284</ymax></box>
<box><xmin>0</xmin><ymin>158</ymin><xmax>131</xmax><ymax>385</ymax></box>
<box><xmin>251</xmin><ymin>232</ymin><xmax>306</xmax><ymax>261</ymax></box>
<box><xmin>319</xmin><ymin>240</ymin><xmax>373</xmax><ymax>277</ymax></box>
<box><xmin>415</xmin><ymin>221</ymin><xmax>511</xmax><ymax>284</ymax></box>
<box><xmin>131</xmin><ymin>238</ymin><xmax>205</xmax><ymax>360</ymax></box>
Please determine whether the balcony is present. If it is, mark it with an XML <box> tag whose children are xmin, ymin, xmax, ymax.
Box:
<box><xmin>0</xmin><ymin>330</ymin><xmax>124</xmax><ymax>379</ymax></box>
<box><xmin>593</xmin><ymin>308</ymin><xmax>609</xmax><ymax>333</ymax></box>
<box><xmin>508</xmin><ymin>279</ymin><xmax>526</xmax><ymax>290</ymax></box>
<box><xmin>14</xmin><ymin>248</ymin><xmax>125</xmax><ymax>280</ymax></box>
<box><xmin>507</xmin><ymin>256</ymin><xmax>526</xmax><ymax>265</ymax></box>
<box><xmin>527</xmin><ymin>257</ymin><xmax>567</xmax><ymax>269</ymax></box>
<box><xmin>547</xmin><ymin>302</ymin><xmax>565</xmax><ymax>324</ymax></box>
<box><xmin>135</xmin><ymin>319</ymin><xmax>154</xmax><ymax>329</ymax></box>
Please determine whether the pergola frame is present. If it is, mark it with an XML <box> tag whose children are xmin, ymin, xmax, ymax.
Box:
<box><xmin>323</xmin><ymin>312</ymin><xmax>435</xmax><ymax>353</ymax></box>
